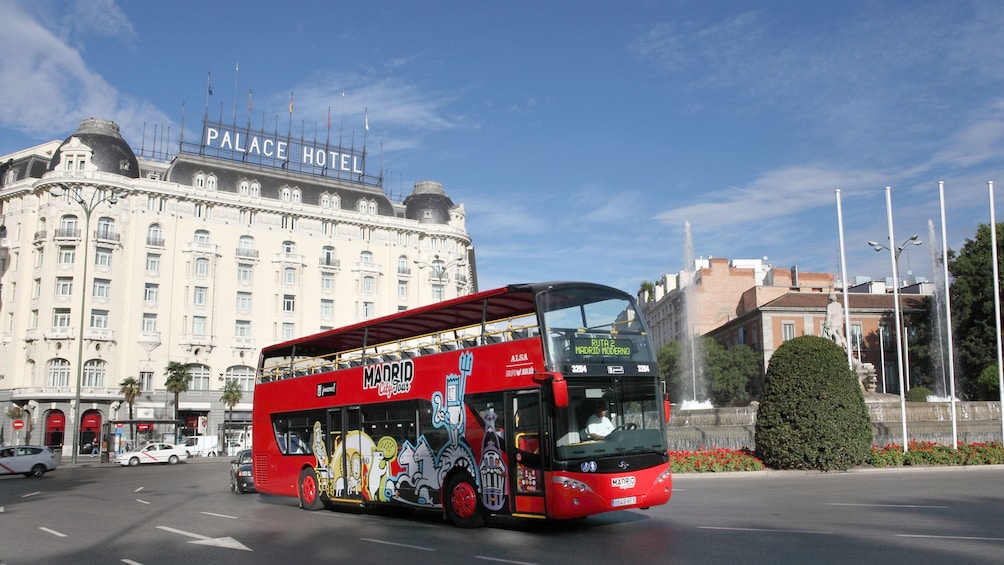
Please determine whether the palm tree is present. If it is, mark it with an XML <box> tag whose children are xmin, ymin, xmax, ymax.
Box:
<box><xmin>119</xmin><ymin>376</ymin><xmax>142</xmax><ymax>443</ymax></box>
<box><xmin>220</xmin><ymin>379</ymin><xmax>243</xmax><ymax>456</ymax></box>
<box><xmin>164</xmin><ymin>362</ymin><xmax>192</xmax><ymax>440</ymax></box>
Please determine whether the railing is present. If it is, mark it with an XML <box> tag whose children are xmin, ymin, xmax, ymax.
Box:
<box><xmin>53</xmin><ymin>228</ymin><xmax>81</xmax><ymax>240</ymax></box>
<box><xmin>319</xmin><ymin>256</ymin><xmax>340</xmax><ymax>268</ymax></box>
<box><xmin>146</xmin><ymin>236</ymin><xmax>165</xmax><ymax>247</ymax></box>
<box><xmin>236</xmin><ymin>248</ymin><xmax>259</xmax><ymax>258</ymax></box>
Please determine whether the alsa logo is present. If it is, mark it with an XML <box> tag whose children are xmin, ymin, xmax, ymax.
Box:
<box><xmin>363</xmin><ymin>359</ymin><xmax>415</xmax><ymax>399</ymax></box>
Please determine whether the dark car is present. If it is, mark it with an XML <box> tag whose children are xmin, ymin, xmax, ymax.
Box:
<box><xmin>230</xmin><ymin>449</ymin><xmax>255</xmax><ymax>493</ymax></box>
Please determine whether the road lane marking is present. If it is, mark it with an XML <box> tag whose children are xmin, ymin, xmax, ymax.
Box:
<box><xmin>156</xmin><ymin>526</ymin><xmax>251</xmax><ymax>551</ymax></box>
<box><xmin>699</xmin><ymin>526</ymin><xmax>832</xmax><ymax>535</ymax></box>
<box><xmin>201</xmin><ymin>511</ymin><xmax>238</xmax><ymax>519</ymax></box>
<box><xmin>896</xmin><ymin>534</ymin><xmax>1004</xmax><ymax>542</ymax></box>
<box><xmin>134</xmin><ymin>487</ymin><xmax>144</xmax><ymax>492</ymax></box>
<box><xmin>22</xmin><ymin>491</ymin><xmax>41</xmax><ymax>498</ymax></box>
<box><xmin>39</xmin><ymin>527</ymin><xmax>67</xmax><ymax>537</ymax></box>
<box><xmin>136</xmin><ymin>499</ymin><xmax>150</xmax><ymax>504</ymax></box>
<box><xmin>360</xmin><ymin>538</ymin><xmax>435</xmax><ymax>551</ymax></box>
<box><xmin>476</xmin><ymin>556</ymin><xmax>540</xmax><ymax>565</ymax></box>
<box><xmin>121</xmin><ymin>560</ymin><xmax>144</xmax><ymax>564</ymax></box>
<box><xmin>828</xmin><ymin>502</ymin><xmax>948</xmax><ymax>509</ymax></box>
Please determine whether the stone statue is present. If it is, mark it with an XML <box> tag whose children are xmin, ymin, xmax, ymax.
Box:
<box><xmin>822</xmin><ymin>293</ymin><xmax>847</xmax><ymax>349</ymax></box>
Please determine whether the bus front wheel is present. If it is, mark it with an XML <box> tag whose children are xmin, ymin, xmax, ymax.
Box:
<box><xmin>444</xmin><ymin>474</ymin><xmax>484</xmax><ymax>528</ymax></box>
<box><xmin>298</xmin><ymin>468</ymin><xmax>324</xmax><ymax>511</ymax></box>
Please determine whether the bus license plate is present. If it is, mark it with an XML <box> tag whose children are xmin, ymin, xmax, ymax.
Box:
<box><xmin>611</xmin><ymin>496</ymin><xmax>637</xmax><ymax>508</ymax></box>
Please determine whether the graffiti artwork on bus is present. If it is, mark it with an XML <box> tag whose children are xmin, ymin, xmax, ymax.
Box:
<box><xmin>309</xmin><ymin>351</ymin><xmax>509</xmax><ymax>510</ymax></box>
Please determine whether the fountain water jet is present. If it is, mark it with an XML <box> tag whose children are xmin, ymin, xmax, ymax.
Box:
<box><xmin>679</xmin><ymin>221</ymin><xmax>712</xmax><ymax>410</ymax></box>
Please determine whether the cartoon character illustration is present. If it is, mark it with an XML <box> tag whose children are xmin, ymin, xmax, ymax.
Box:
<box><xmin>479</xmin><ymin>408</ymin><xmax>507</xmax><ymax>511</ymax></box>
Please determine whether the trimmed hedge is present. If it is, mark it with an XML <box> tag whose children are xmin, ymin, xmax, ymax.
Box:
<box><xmin>755</xmin><ymin>336</ymin><xmax>872</xmax><ymax>470</ymax></box>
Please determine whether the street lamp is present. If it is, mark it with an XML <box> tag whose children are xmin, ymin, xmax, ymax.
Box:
<box><xmin>414</xmin><ymin>253</ymin><xmax>470</xmax><ymax>301</ymax></box>
<box><xmin>51</xmin><ymin>182</ymin><xmax>127</xmax><ymax>464</ymax></box>
<box><xmin>868</xmin><ymin>234</ymin><xmax>922</xmax><ymax>392</ymax></box>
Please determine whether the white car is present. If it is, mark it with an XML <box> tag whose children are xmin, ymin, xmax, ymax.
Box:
<box><xmin>0</xmin><ymin>445</ymin><xmax>58</xmax><ymax>478</ymax></box>
<box><xmin>116</xmin><ymin>442</ymin><xmax>189</xmax><ymax>466</ymax></box>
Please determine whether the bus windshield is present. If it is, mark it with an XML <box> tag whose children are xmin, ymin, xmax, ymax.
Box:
<box><xmin>538</xmin><ymin>286</ymin><xmax>655</xmax><ymax>369</ymax></box>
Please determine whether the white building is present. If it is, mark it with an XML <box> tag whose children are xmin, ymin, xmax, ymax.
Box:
<box><xmin>0</xmin><ymin>118</ymin><xmax>476</xmax><ymax>457</ymax></box>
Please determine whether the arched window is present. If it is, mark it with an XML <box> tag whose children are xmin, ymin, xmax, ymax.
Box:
<box><xmin>362</xmin><ymin>275</ymin><xmax>376</xmax><ymax>294</ymax></box>
<box><xmin>194</xmin><ymin>229</ymin><xmax>211</xmax><ymax>244</ymax></box>
<box><xmin>239</xmin><ymin>180</ymin><xmax>250</xmax><ymax>195</ymax></box>
<box><xmin>398</xmin><ymin>256</ymin><xmax>410</xmax><ymax>275</ymax></box>
<box><xmin>321</xmin><ymin>246</ymin><xmax>336</xmax><ymax>267</ymax></box>
<box><xmin>147</xmin><ymin>224</ymin><xmax>163</xmax><ymax>246</ymax></box>
<box><xmin>238</xmin><ymin>236</ymin><xmax>255</xmax><ymax>255</ymax></box>
<box><xmin>357</xmin><ymin>199</ymin><xmax>368</xmax><ymax>213</ymax></box>
<box><xmin>284</xmin><ymin>267</ymin><xmax>297</xmax><ymax>285</ymax></box>
<box><xmin>331</xmin><ymin>194</ymin><xmax>341</xmax><ymax>210</ymax></box>
<box><xmin>194</xmin><ymin>257</ymin><xmax>210</xmax><ymax>276</ymax></box>
<box><xmin>207</xmin><ymin>174</ymin><xmax>218</xmax><ymax>190</ymax></box>
<box><xmin>282</xmin><ymin>241</ymin><xmax>296</xmax><ymax>254</ymax></box>
<box><xmin>82</xmin><ymin>359</ymin><xmax>106</xmax><ymax>387</ymax></box>
<box><xmin>368</xmin><ymin>201</ymin><xmax>377</xmax><ymax>214</ymax></box>
<box><xmin>292</xmin><ymin>189</ymin><xmax>301</xmax><ymax>204</ymax></box>
<box><xmin>194</xmin><ymin>173</ymin><xmax>205</xmax><ymax>188</ymax></box>
<box><xmin>250</xmin><ymin>182</ymin><xmax>260</xmax><ymax>197</ymax></box>
<box><xmin>320</xmin><ymin>194</ymin><xmax>330</xmax><ymax>208</ymax></box>
<box><xmin>48</xmin><ymin>358</ymin><xmax>71</xmax><ymax>387</ymax></box>
<box><xmin>360</xmin><ymin>251</ymin><xmax>373</xmax><ymax>264</ymax></box>
<box><xmin>189</xmin><ymin>364</ymin><xmax>211</xmax><ymax>391</ymax></box>
<box><xmin>59</xmin><ymin>215</ymin><xmax>79</xmax><ymax>237</ymax></box>
<box><xmin>225</xmin><ymin>365</ymin><xmax>257</xmax><ymax>392</ymax></box>
<box><xmin>281</xmin><ymin>187</ymin><xmax>291</xmax><ymax>202</ymax></box>
<box><xmin>96</xmin><ymin>217</ymin><xmax>114</xmax><ymax>239</ymax></box>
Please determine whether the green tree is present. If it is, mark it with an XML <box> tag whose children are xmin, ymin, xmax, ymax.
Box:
<box><xmin>949</xmin><ymin>222</ymin><xmax>1004</xmax><ymax>399</ymax></box>
<box><xmin>657</xmin><ymin>340</ymin><xmax>685</xmax><ymax>403</ymax></box>
<box><xmin>220</xmin><ymin>379</ymin><xmax>243</xmax><ymax>455</ymax></box>
<box><xmin>119</xmin><ymin>376</ymin><xmax>142</xmax><ymax>443</ymax></box>
<box><xmin>755</xmin><ymin>336</ymin><xmax>872</xmax><ymax>471</ymax></box>
<box><xmin>704</xmin><ymin>340</ymin><xmax>762</xmax><ymax>406</ymax></box>
<box><xmin>638</xmin><ymin>280</ymin><xmax>656</xmax><ymax>302</ymax></box>
<box><xmin>164</xmin><ymin>362</ymin><xmax>192</xmax><ymax>439</ymax></box>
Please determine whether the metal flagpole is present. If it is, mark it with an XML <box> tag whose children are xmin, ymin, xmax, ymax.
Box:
<box><xmin>988</xmin><ymin>181</ymin><xmax>1004</xmax><ymax>442</ymax></box>
<box><xmin>885</xmin><ymin>187</ymin><xmax>910</xmax><ymax>453</ymax></box>
<box><xmin>835</xmin><ymin>189</ymin><xmax>853</xmax><ymax>370</ymax></box>
<box><xmin>938</xmin><ymin>181</ymin><xmax>959</xmax><ymax>448</ymax></box>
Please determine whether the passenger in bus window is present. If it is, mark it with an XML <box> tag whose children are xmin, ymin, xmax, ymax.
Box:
<box><xmin>585</xmin><ymin>401</ymin><xmax>615</xmax><ymax>440</ymax></box>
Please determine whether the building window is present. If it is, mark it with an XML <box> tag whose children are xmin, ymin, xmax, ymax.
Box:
<box><xmin>281</xmin><ymin>323</ymin><xmax>295</xmax><ymax>340</ymax></box>
<box><xmin>398</xmin><ymin>281</ymin><xmax>408</xmax><ymax>300</ymax></box>
<box><xmin>235</xmin><ymin>320</ymin><xmax>251</xmax><ymax>338</ymax></box>
<box><xmin>147</xmin><ymin>224</ymin><xmax>164</xmax><ymax>246</ymax></box>
<box><xmin>90</xmin><ymin>309</ymin><xmax>108</xmax><ymax>329</ymax></box>
<box><xmin>206</xmin><ymin>174</ymin><xmax>217</xmax><ymax>190</ymax></box>
<box><xmin>146</xmin><ymin>253</ymin><xmax>161</xmax><ymax>274</ymax></box>
<box><xmin>282</xmin><ymin>241</ymin><xmax>296</xmax><ymax>254</ymax></box>
<box><xmin>193</xmin><ymin>286</ymin><xmax>208</xmax><ymax>306</ymax></box>
<box><xmin>96</xmin><ymin>217</ymin><xmax>115</xmax><ymax>240</ymax></box>
<box><xmin>360</xmin><ymin>251</ymin><xmax>373</xmax><ymax>264</ymax></box>
<box><xmin>94</xmin><ymin>247</ymin><xmax>112</xmax><ymax>268</ymax></box>
<box><xmin>398</xmin><ymin>256</ymin><xmax>410</xmax><ymax>275</ymax></box>
<box><xmin>283</xmin><ymin>294</ymin><xmax>296</xmax><ymax>312</ymax></box>
<box><xmin>238</xmin><ymin>236</ymin><xmax>255</xmax><ymax>256</ymax></box>
<box><xmin>48</xmin><ymin>358</ymin><xmax>71</xmax><ymax>387</ymax></box>
<box><xmin>281</xmin><ymin>187</ymin><xmax>291</xmax><ymax>202</ymax></box>
<box><xmin>55</xmin><ymin>277</ymin><xmax>73</xmax><ymax>297</ymax></box>
<box><xmin>192</xmin><ymin>316</ymin><xmax>207</xmax><ymax>335</ymax></box>
<box><xmin>432</xmin><ymin>283</ymin><xmax>444</xmax><ymax>302</ymax></box>
<box><xmin>320</xmin><ymin>272</ymin><xmax>334</xmax><ymax>291</ymax></box>
<box><xmin>284</xmin><ymin>267</ymin><xmax>296</xmax><ymax>285</ymax></box>
<box><xmin>194</xmin><ymin>173</ymin><xmax>205</xmax><ymax>188</ymax></box>
<box><xmin>239</xmin><ymin>180</ymin><xmax>249</xmax><ymax>195</ymax></box>
<box><xmin>292</xmin><ymin>189</ymin><xmax>301</xmax><ymax>203</ymax></box>
<box><xmin>226</xmin><ymin>366</ymin><xmax>256</xmax><ymax>392</ymax></box>
<box><xmin>250</xmin><ymin>181</ymin><xmax>260</xmax><ymax>197</ymax></box>
<box><xmin>237</xmin><ymin>263</ymin><xmax>253</xmax><ymax>283</ymax></box>
<box><xmin>82</xmin><ymin>359</ymin><xmax>106</xmax><ymax>387</ymax></box>
<box><xmin>52</xmin><ymin>308</ymin><xmax>71</xmax><ymax>327</ymax></box>
<box><xmin>363</xmin><ymin>275</ymin><xmax>375</xmax><ymax>294</ymax></box>
<box><xmin>59</xmin><ymin>214</ymin><xmax>79</xmax><ymax>236</ymax></box>
<box><xmin>239</xmin><ymin>209</ymin><xmax>256</xmax><ymax>226</ymax></box>
<box><xmin>190</xmin><ymin>364</ymin><xmax>210</xmax><ymax>391</ymax></box>
<box><xmin>194</xmin><ymin>257</ymin><xmax>210</xmax><ymax>276</ymax></box>
<box><xmin>321</xmin><ymin>246</ymin><xmax>337</xmax><ymax>267</ymax></box>
<box><xmin>851</xmin><ymin>323</ymin><xmax>863</xmax><ymax>350</ymax></box>
<box><xmin>281</xmin><ymin>216</ymin><xmax>297</xmax><ymax>230</ymax></box>
<box><xmin>236</xmin><ymin>292</ymin><xmax>252</xmax><ymax>310</ymax></box>
<box><xmin>139</xmin><ymin>371</ymin><xmax>154</xmax><ymax>391</ymax></box>
<box><xmin>93</xmin><ymin>279</ymin><xmax>111</xmax><ymax>299</ymax></box>
<box><xmin>142</xmin><ymin>313</ymin><xmax>157</xmax><ymax>332</ymax></box>
<box><xmin>782</xmin><ymin>322</ymin><xmax>796</xmax><ymax>342</ymax></box>
<box><xmin>58</xmin><ymin>246</ymin><xmax>75</xmax><ymax>265</ymax></box>
<box><xmin>363</xmin><ymin>301</ymin><xmax>375</xmax><ymax>318</ymax></box>
<box><xmin>144</xmin><ymin>283</ymin><xmax>159</xmax><ymax>303</ymax></box>
<box><xmin>320</xmin><ymin>299</ymin><xmax>334</xmax><ymax>318</ymax></box>
<box><xmin>194</xmin><ymin>229</ymin><xmax>210</xmax><ymax>244</ymax></box>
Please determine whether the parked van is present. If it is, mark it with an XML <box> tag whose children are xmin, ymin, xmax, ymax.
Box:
<box><xmin>178</xmin><ymin>435</ymin><xmax>219</xmax><ymax>457</ymax></box>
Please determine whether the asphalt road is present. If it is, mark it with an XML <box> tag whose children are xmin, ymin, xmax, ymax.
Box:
<box><xmin>1</xmin><ymin>458</ymin><xmax>1002</xmax><ymax>564</ymax></box>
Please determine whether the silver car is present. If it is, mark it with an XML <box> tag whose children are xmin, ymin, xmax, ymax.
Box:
<box><xmin>0</xmin><ymin>445</ymin><xmax>58</xmax><ymax>478</ymax></box>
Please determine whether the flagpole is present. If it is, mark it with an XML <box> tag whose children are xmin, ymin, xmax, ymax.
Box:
<box><xmin>989</xmin><ymin>181</ymin><xmax>1004</xmax><ymax>443</ymax></box>
<box><xmin>232</xmin><ymin>62</ymin><xmax>239</xmax><ymax>128</ymax></box>
<box><xmin>938</xmin><ymin>181</ymin><xmax>959</xmax><ymax>448</ymax></box>
<box><xmin>835</xmin><ymin>189</ymin><xmax>853</xmax><ymax>370</ymax></box>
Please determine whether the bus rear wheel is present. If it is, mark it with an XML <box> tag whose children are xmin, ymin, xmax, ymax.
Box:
<box><xmin>444</xmin><ymin>474</ymin><xmax>484</xmax><ymax>528</ymax></box>
<box><xmin>298</xmin><ymin>468</ymin><xmax>325</xmax><ymax>511</ymax></box>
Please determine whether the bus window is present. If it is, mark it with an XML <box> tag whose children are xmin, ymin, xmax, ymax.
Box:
<box><xmin>272</xmin><ymin>410</ymin><xmax>325</xmax><ymax>455</ymax></box>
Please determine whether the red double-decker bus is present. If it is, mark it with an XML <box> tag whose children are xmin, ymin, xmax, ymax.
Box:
<box><xmin>253</xmin><ymin>281</ymin><xmax>671</xmax><ymax>527</ymax></box>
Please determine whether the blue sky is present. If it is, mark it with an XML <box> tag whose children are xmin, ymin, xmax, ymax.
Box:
<box><xmin>3</xmin><ymin>0</ymin><xmax>1004</xmax><ymax>294</ymax></box>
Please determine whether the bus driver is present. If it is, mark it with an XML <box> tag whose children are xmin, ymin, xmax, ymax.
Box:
<box><xmin>586</xmin><ymin>401</ymin><xmax>615</xmax><ymax>440</ymax></box>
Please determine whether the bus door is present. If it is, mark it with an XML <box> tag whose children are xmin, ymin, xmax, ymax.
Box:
<box><xmin>508</xmin><ymin>390</ymin><xmax>546</xmax><ymax>517</ymax></box>
<box><xmin>328</xmin><ymin>407</ymin><xmax>365</xmax><ymax>503</ymax></box>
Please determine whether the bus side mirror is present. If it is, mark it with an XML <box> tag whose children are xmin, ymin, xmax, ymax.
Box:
<box><xmin>536</xmin><ymin>372</ymin><xmax>568</xmax><ymax>408</ymax></box>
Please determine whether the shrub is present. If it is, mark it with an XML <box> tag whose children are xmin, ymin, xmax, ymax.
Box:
<box><xmin>668</xmin><ymin>448</ymin><xmax>764</xmax><ymax>472</ymax></box>
<box><xmin>905</xmin><ymin>386</ymin><xmax>933</xmax><ymax>402</ymax></box>
<box><xmin>868</xmin><ymin>441</ymin><xmax>1004</xmax><ymax>466</ymax></box>
<box><xmin>754</xmin><ymin>336</ymin><xmax>872</xmax><ymax>471</ymax></box>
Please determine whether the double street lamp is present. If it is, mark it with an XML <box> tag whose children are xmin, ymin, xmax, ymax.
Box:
<box><xmin>867</xmin><ymin>234</ymin><xmax>922</xmax><ymax>394</ymax></box>
<box><xmin>50</xmin><ymin>183</ymin><xmax>127</xmax><ymax>464</ymax></box>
